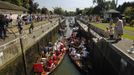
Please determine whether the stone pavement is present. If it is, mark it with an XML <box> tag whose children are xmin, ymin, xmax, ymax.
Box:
<box><xmin>113</xmin><ymin>39</ymin><xmax>134</xmax><ymax>60</ymax></box>
<box><xmin>0</xmin><ymin>18</ymin><xmax>58</xmax><ymax>46</ymax></box>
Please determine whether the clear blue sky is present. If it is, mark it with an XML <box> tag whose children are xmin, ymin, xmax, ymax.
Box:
<box><xmin>34</xmin><ymin>0</ymin><xmax>134</xmax><ymax>11</ymax></box>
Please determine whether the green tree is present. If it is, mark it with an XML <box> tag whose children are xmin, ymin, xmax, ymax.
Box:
<box><xmin>22</xmin><ymin>0</ymin><xmax>29</xmax><ymax>9</ymax></box>
<box><xmin>29</xmin><ymin>0</ymin><xmax>39</xmax><ymax>13</ymax></box>
<box><xmin>37</xmin><ymin>8</ymin><xmax>41</xmax><ymax>13</ymax></box>
<box><xmin>11</xmin><ymin>0</ymin><xmax>23</xmax><ymax>6</ymax></box>
<box><xmin>54</xmin><ymin>7</ymin><xmax>64</xmax><ymax>15</ymax></box>
<box><xmin>49</xmin><ymin>11</ymin><xmax>54</xmax><ymax>15</ymax></box>
<box><xmin>124</xmin><ymin>7</ymin><xmax>134</xmax><ymax>19</ymax></box>
<box><xmin>76</xmin><ymin>8</ymin><xmax>82</xmax><ymax>15</ymax></box>
<box><xmin>117</xmin><ymin>2</ymin><xmax>134</xmax><ymax>14</ymax></box>
<box><xmin>41</xmin><ymin>7</ymin><xmax>49</xmax><ymax>14</ymax></box>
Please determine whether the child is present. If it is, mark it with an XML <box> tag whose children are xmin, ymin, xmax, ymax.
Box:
<box><xmin>109</xmin><ymin>26</ymin><xmax>114</xmax><ymax>39</ymax></box>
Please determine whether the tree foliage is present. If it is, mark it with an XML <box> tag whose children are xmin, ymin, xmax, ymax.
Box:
<box><xmin>117</xmin><ymin>2</ymin><xmax>134</xmax><ymax>14</ymax></box>
<box><xmin>76</xmin><ymin>8</ymin><xmax>82</xmax><ymax>15</ymax></box>
<box><xmin>54</xmin><ymin>7</ymin><xmax>64</xmax><ymax>15</ymax></box>
<box><xmin>29</xmin><ymin>0</ymin><xmax>39</xmax><ymax>13</ymax></box>
<box><xmin>0</xmin><ymin>0</ymin><xmax>40</xmax><ymax>13</ymax></box>
<box><xmin>41</xmin><ymin>7</ymin><xmax>49</xmax><ymax>14</ymax></box>
<box><xmin>91</xmin><ymin>0</ymin><xmax>117</xmax><ymax>15</ymax></box>
<box><xmin>22</xmin><ymin>0</ymin><xmax>30</xmax><ymax>9</ymax></box>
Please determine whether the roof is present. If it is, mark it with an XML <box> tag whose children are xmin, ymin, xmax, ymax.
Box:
<box><xmin>106</xmin><ymin>9</ymin><xmax>120</xmax><ymax>14</ymax></box>
<box><xmin>0</xmin><ymin>1</ymin><xmax>27</xmax><ymax>11</ymax></box>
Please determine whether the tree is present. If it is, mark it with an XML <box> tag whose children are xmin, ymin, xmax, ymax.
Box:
<box><xmin>1</xmin><ymin>0</ymin><xmax>30</xmax><ymax>8</ymax></box>
<box><xmin>117</xmin><ymin>2</ymin><xmax>134</xmax><ymax>14</ymax></box>
<box><xmin>29</xmin><ymin>0</ymin><xmax>39</xmax><ymax>13</ymax></box>
<box><xmin>82</xmin><ymin>8</ymin><xmax>92</xmax><ymax>15</ymax></box>
<box><xmin>76</xmin><ymin>8</ymin><xmax>82</xmax><ymax>15</ymax></box>
<box><xmin>22</xmin><ymin>0</ymin><xmax>29</xmax><ymax>9</ymax></box>
<box><xmin>92</xmin><ymin>0</ymin><xmax>117</xmax><ymax>15</ymax></box>
<box><xmin>49</xmin><ymin>11</ymin><xmax>54</xmax><ymax>15</ymax></box>
<box><xmin>10</xmin><ymin>0</ymin><xmax>23</xmax><ymax>6</ymax></box>
<box><xmin>37</xmin><ymin>8</ymin><xmax>41</xmax><ymax>13</ymax></box>
<box><xmin>41</xmin><ymin>7</ymin><xmax>48</xmax><ymax>14</ymax></box>
<box><xmin>124</xmin><ymin>7</ymin><xmax>134</xmax><ymax>19</ymax></box>
<box><xmin>63</xmin><ymin>10</ymin><xmax>68</xmax><ymax>16</ymax></box>
<box><xmin>54</xmin><ymin>7</ymin><xmax>64</xmax><ymax>15</ymax></box>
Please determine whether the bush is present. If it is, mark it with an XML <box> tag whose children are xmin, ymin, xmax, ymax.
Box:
<box><xmin>130</xmin><ymin>20</ymin><xmax>134</xmax><ymax>27</ymax></box>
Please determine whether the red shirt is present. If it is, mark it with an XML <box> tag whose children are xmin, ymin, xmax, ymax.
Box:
<box><xmin>48</xmin><ymin>59</ymin><xmax>53</xmax><ymax>67</ymax></box>
<box><xmin>57</xmin><ymin>51</ymin><xmax>61</xmax><ymax>56</ymax></box>
<box><xmin>33</xmin><ymin>63</ymin><xmax>43</xmax><ymax>72</ymax></box>
<box><xmin>53</xmin><ymin>55</ymin><xmax>57</xmax><ymax>60</ymax></box>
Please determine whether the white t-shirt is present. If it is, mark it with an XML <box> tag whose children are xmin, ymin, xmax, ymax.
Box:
<box><xmin>116</xmin><ymin>19</ymin><xmax>123</xmax><ymax>31</ymax></box>
<box><xmin>81</xmin><ymin>50</ymin><xmax>89</xmax><ymax>57</ymax></box>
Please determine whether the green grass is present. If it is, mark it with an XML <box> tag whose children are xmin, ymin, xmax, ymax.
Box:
<box><xmin>92</xmin><ymin>23</ymin><xmax>134</xmax><ymax>40</ymax></box>
<box><xmin>93</xmin><ymin>23</ymin><xmax>106</xmax><ymax>30</ymax></box>
<box><xmin>124</xmin><ymin>26</ymin><xmax>134</xmax><ymax>32</ymax></box>
<box><xmin>122</xmin><ymin>34</ymin><xmax>134</xmax><ymax>40</ymax></box>
<box><xmin>93</xmin><ymin>23</ymin><xmax>134</xmax><ymax>32</ymax></box>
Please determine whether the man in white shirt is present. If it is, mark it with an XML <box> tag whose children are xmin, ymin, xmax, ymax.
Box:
<box><xmin>114</xmin><ymin>17</ymin><xmax>124</xmax><ymax>41</ymax></box>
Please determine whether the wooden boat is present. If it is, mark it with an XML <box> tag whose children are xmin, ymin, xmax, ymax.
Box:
<box><xmin>68</xmin><ymin>54</ymin><xmax>92</xmax><ymax>75</ymax></box>
<box><xmin>42</xmin><ymin>51</ymin><xmax>66</xmax><ymax>75</ymax></box>
<box><xmin>33</xmin><ymin>43</ymin><xmax>67</xmax><ymax>75</ymax></box>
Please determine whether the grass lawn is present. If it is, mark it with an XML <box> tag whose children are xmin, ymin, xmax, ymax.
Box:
<box><xmin>92</xmin><ymin>23</ymin><xmax>134</xmax><ymax>40</ymax></box>
<box><xmin>123</xmin><ymin>34</ymin><xmax>134</xmax><ymax>40</ymax></box>
<box><xmin>93</xmin><ymin>23</ymin><xmax>106</xmax><ymax>30</ymax></box>
<box><xmin>124</xmin><ymin>26</ymin><xmax>134</xmax><ymax>32</ymax></box>
<box><xmin>93</xmin><ymin>23</ymin><xmax>134</xmax><ymax>32</ymax></box>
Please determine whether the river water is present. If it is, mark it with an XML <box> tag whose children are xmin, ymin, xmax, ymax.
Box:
<box><xmin>50</xmin><ymin>54</ymin><xmax>81</xmax><ymax>75</ymax></box>
<box><xmin>50</xmin><ymin>17</ymin><xmax>82</xmax><ymax>75</ymax></box>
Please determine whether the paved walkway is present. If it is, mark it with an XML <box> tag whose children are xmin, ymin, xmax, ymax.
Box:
<box><xmin>113</xmin><ymin>39</ymin><xmax>134</xmax><ymax>59</ymax></box>
<box><xmin>0</xmin><ymin>18</ymin><xmax>58</xmax><ymax>46</ymax></box>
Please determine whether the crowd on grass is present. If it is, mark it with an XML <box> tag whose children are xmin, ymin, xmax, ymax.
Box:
<box><xmin>105</xmin><ymin>17</ymin><xmax>124</xmax><ymax>42</ymax></box>
<box><xmin>80</xmin><ymin>15</ymin><xmax>124</xmax><ymax>42</ymax></box>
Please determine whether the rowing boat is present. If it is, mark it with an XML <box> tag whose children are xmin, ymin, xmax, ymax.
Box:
<box><xmin>42</xmin><ymin>51</ymin><xmax>66</xmax><ymax>75</ymax></box>
<box><xmin>69</xmin><ymin>53</ymin><xmax>92</xmax><ymax>75</ymax></box>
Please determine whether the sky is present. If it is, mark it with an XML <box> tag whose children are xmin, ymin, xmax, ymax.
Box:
<box><xmin>34</xmin><ymin>0</ymin><xmax>134</xmax><ymax>11</ymax></box>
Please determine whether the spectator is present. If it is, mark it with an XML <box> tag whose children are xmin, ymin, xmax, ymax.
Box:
<box><xmin>17</xmin><ymin>15</ymin><xmax>23</xmax><ymax>34</ymax></box>
<box><xmin>114</xmin><ymin>17</ymin><xmax>124</xmax><ymax>41</ymax></box>
<box><xmin>29</xmin><ymin>14</ymin><xmax>34</xmax><ymax>34</ymax></box>
<box><xmin>0</xmin><ymin>14</ymin><xmax>8</xmax><ymax>39</ymax></box>
<box><xmin>0</xmin><ymin>14</ymin><xmax>4</xmax><ymax>39</ymax></box>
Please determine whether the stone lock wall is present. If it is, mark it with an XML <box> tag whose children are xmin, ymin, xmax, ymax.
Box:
<box><xmin>77</xmin><ymin>19</ymin><xmax>134</xmax><ymax>75</ymax></box>
<box><xmin>0</xmin><ymin>19</ymin><xmax>65</xmax><ymax>75</ymax></box>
